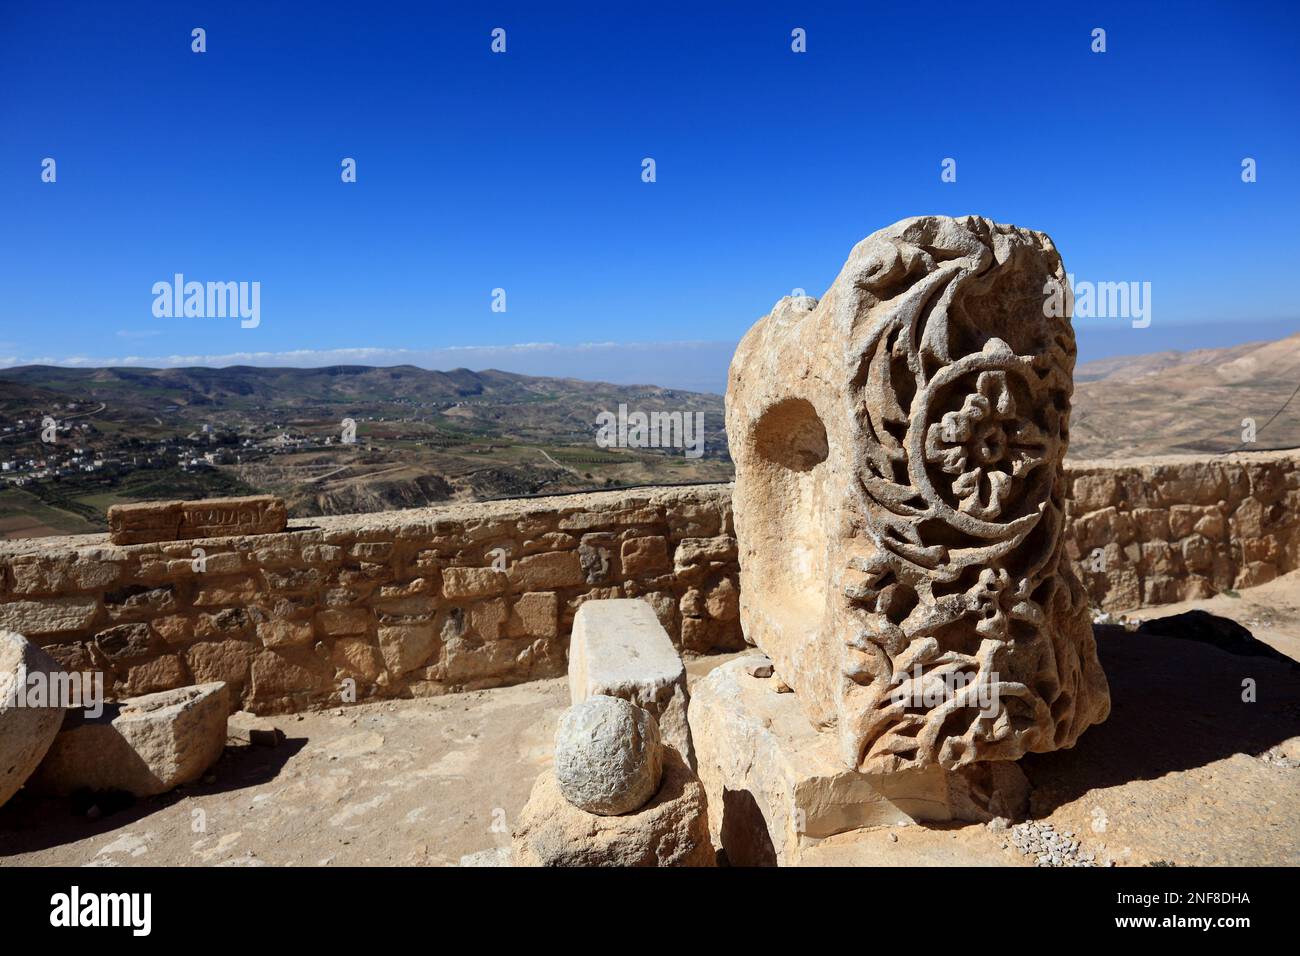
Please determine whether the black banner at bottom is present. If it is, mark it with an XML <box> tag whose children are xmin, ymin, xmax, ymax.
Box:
<box><xmin>0</xmin><ymin>863</ymin><xmax>1285</xmax><ymax>942</ymax></box>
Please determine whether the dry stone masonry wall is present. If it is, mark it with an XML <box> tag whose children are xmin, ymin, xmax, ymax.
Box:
<box><xmin>1067</xmin><ymin>449</ymin><xmax>1300</xmax><ymax>609</ymax></box>
<box><xmin>0</xmin><ymin>486</ymin><xmax>742</xmax><ymax>714</ymax></box>
<box><xmin>0</xmin><ymin>450</ymin><xmax>1296</xmax><ymax>714</ymax></box>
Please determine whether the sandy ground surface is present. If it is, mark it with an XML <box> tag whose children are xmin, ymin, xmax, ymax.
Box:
<box><xmin>2</xmin><ymin>586</ymin><xmax>1298</xmax><ymax>867</ymax></box>
<box><xmin>0</xmin><ymin>656</ymin><xmax>741</xmax><ymax>867</ymax></box>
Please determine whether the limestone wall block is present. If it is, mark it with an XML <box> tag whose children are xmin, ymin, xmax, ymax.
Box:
<box><xmin>507</xmin><ymin>551</ymin><xmax>584</xmax><ymax>591</ymax></box>
<box><xmin>442</xmin><ymin>566</ymin><xmax>507</xmax><ymax>600</ymax></box>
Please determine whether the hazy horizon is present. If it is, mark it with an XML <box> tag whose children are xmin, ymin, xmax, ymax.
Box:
<box><xmin>1</xmin><ymin>316</ymin><xmax>1294</xmax><ymax>397</ymax></box>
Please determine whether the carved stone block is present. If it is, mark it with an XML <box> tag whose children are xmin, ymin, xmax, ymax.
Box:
<box><xmin>725</xmin><ymin>215</ymin><xmax>1109</xmax><ymax>773</ymax></box>
<box><xmin>109</xmin><ymin>495</ymin><xmax>287</xmax><ymax>544</ymax></box>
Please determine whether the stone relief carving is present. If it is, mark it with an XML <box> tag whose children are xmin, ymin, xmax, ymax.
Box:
<box><xmin>726</xmin><ymin>215</ymin><xmax>1110</xmax><ymax>774</ymax></box>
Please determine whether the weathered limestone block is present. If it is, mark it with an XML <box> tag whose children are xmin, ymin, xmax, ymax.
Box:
<box><xmin>108</xmin><ymin>495</ymin><xmax>287</xmax><ymax>545</ymax></box>
<box><xmin>106</xmin><ymin>585</ymin><xmax>178</xmax><ymax>622</ymax></box>
<box><xmin>441</xmin><ymin>566</ymin><xmax>507</xmax><ymax>600</ymax></box>
<box><xmin>689</xmin><ymin>658</ymin><xmax>1028</xmax><ymax>865</ymax></box>
<box><xmin>378</xmin><ymin>624</ymin><xmax>438</xmax><ymax>674</ymax></box>
<box><xmin>508</xmin><ymin>591</ymin><xmax>558</xmax><ymax>639</ymax></box>
<box><xmin>513</xmin><ymin>747</ymin><xmax>713</xmax><ymax>867</ymax></box>
<box><xmin>726</xmin><ymin>216</ymin><xmax>1109</xmax><ymax>773</ymax></box>
<box><xmin>507</xmin><ymin>551</ymin><xmax>584</xmax><ymax>590</ymax></box>
<box><xmin>569</xmin><ymin>598</ymin><xmax>693</xmax><ymax>763</ymax></box>
<box><xmin>331</xmin><ymin>637</ymin><xmax>386</xmax><ymax>683</ymax></box>
<box><xmin>554</xmin><ymin>695</ymin><xmax>663</xmax><ymax>815</ymax></box>
<box><xmin>30</xmin><ymin>682</ymin><xmax>229</xmax><ymax>797</ymax></box>
<box><xmin>249</xmin><ymin>649</ymin><xmax>330</xmax><ymax>707</ymax></box>
<box><xmin>0</xmin><ymin>631</ymin><xmax>66</xmax><ymax>807</ymax></box>
<box><xmin>193</xmin><ymin>575</ymin><xmax>259</xmax><ymax>606</ymax></box>
<box><xmin>185</xmin><ymin>640</ymin><xmax>256</xmax><ymax>696</ymax></box>
<box><xmin>0</xmin><ymin>596</ymin><xmax>99</xmax><ymax>637</ymax></box>
<box><xmin>620</xmin><ymin>536</ymin><xmax>671</xmax><ymax>577</ymax></box>
<box><xmin>123</xmin><ymin>654</ymin><xmax>189</xmax><ymax>696</ymax></box>
<box><xmin>9</xmin><ymin>556</ymin><xmax>121</xmax><ymax>595</ymax></box>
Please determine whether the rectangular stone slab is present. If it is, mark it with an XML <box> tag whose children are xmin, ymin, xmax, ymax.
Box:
<box><xmin>688</xmin><ymin>657</ymin><xmax>1028</xmax><ymax>865</ymax></box>
<box><xmin>29</xmin><ymin>681</ymin><xmax>230</xmax><ymax>797</ymax></box>
<box><xmin>569</xmin><ymin>598</ymin><xmax>693</xmax><ymax>765</ymax></box>
<box><xmin>108</xmin><ymin>495</ymin><xmax>287</xmax><ymax>544</ymax></box>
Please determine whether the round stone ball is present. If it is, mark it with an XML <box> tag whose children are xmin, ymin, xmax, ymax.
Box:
<box><xmin>554</xmin><ymin>695</ymin><xmax>664</xmax><ymax>816</ymax></box>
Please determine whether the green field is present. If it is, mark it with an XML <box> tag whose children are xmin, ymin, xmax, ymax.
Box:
<box><xmin>0</xmin><ymin>487</ymin><xmax>100</xmax><ymax>537</ymax></box>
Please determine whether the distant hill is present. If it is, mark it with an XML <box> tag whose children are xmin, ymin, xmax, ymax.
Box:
<box><xmin>0</xmin><ymin>364</ymin><xmax>710</xmax><ymax>413</ymax></box>
<box><xmin>0</xmin><ymin>363</ymin><xmax>727</xmax><ymax>448</ymax></box>
<box><xmin>0</xmin><ymin>364</ymin><xmax>731</xmax><ymax>536</ymax></box>
<box><xmin>1070</xmin><ymin>332</ymin><xmax>1300</xmax><ymax>458</ymax></box>
<box><xmin>2</xmin><ymin>333</ymin><xmax>1297</xmax><ymax>541</ymax></box>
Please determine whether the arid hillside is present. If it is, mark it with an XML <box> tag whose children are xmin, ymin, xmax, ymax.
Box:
<box><xmin>3</xmin><ymin>333</ymin><xmax>1298</xmax><ymax>538</ymax></box>
<box><xmin>1070</xmin><ymin>332</ymin><xmax>1300</xmax><ymax>458</ymax></box>
<box><xmin>0</xmin><ymin>366</ymin><xmax>728</xmax><ymax>537</ymax></box>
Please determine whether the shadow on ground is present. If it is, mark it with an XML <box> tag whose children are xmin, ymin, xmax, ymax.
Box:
<box><xmin>0</xmin><ymin>737</ymin><xmax>306</xmax><ymax>857</ymax></box>
<box><xmin>1023</xmin><ymin>621</ymin><xmax>1300</xmax><ymax>814</ymax></box>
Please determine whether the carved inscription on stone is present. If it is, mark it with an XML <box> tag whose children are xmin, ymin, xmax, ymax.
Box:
<box><xmin>108</xmin><ymin>495</ymin><xmax>287</xmax><ymax>544</ymax></box>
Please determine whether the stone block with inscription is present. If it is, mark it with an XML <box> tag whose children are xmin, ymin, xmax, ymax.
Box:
<box><xmin>108</xmin><ymin>495</ymin><xmax>287</xmax><ymax>545</ymax></box>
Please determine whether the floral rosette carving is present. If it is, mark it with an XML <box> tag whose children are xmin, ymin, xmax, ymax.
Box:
<box><xmin>834</xmin><ymin>219</ymin><xmax>1102</xmax><ymax>773</ymax></box>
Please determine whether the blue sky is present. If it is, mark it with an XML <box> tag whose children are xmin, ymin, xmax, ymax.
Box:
<box><xmin>1</xmin><ymin>0</ymin><xmax>1297</xmax><ymax>393</ymax></box>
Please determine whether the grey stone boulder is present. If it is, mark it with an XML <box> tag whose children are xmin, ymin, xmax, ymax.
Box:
<box><xmin>554</xmin><ymin>694</ymin><xmax>662</xmax><ymax>815</ymax></box>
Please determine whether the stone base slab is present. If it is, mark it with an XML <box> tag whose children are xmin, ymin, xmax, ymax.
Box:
<box><xmin>569</xmin><ymin>598</ymin><xmax>693</xmax><ymax>764</ymax></box>
<box><xmin>689</xmin><ymin>657</ymin><xmax>1028</xmax><ymax>865</ymax></box>
<box><xmin>512</xmin><ymin>746</ymin><xmax>714</xmax><ymax>867</ymax></box>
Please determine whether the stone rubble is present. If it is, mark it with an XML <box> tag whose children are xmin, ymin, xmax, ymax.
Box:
<box><xmin>1004</xmin><ymin>820</ymin><xmax>1108</xmax><ymax>867</ymax></box>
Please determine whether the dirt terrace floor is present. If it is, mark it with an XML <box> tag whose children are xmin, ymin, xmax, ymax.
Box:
<box><xmin>2</xmin><ymin>578</ymin><xmax>1299</xmax><ymax>867</ymax></box>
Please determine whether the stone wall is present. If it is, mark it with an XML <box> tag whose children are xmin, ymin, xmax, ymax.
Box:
<box><xmin>1066</xmin><ymin>449</ymin><xmax>1300</xmax><ymax>610</ymax></box>
<box><xmin>1</xmin><ymin>450</ymin><xmax>1296</xmax><ymax>713</ymax></box>
<box><xmin>0</xmin><ymin>486</ymin><xmax>742</xmax><ymax>714</ymax></box>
